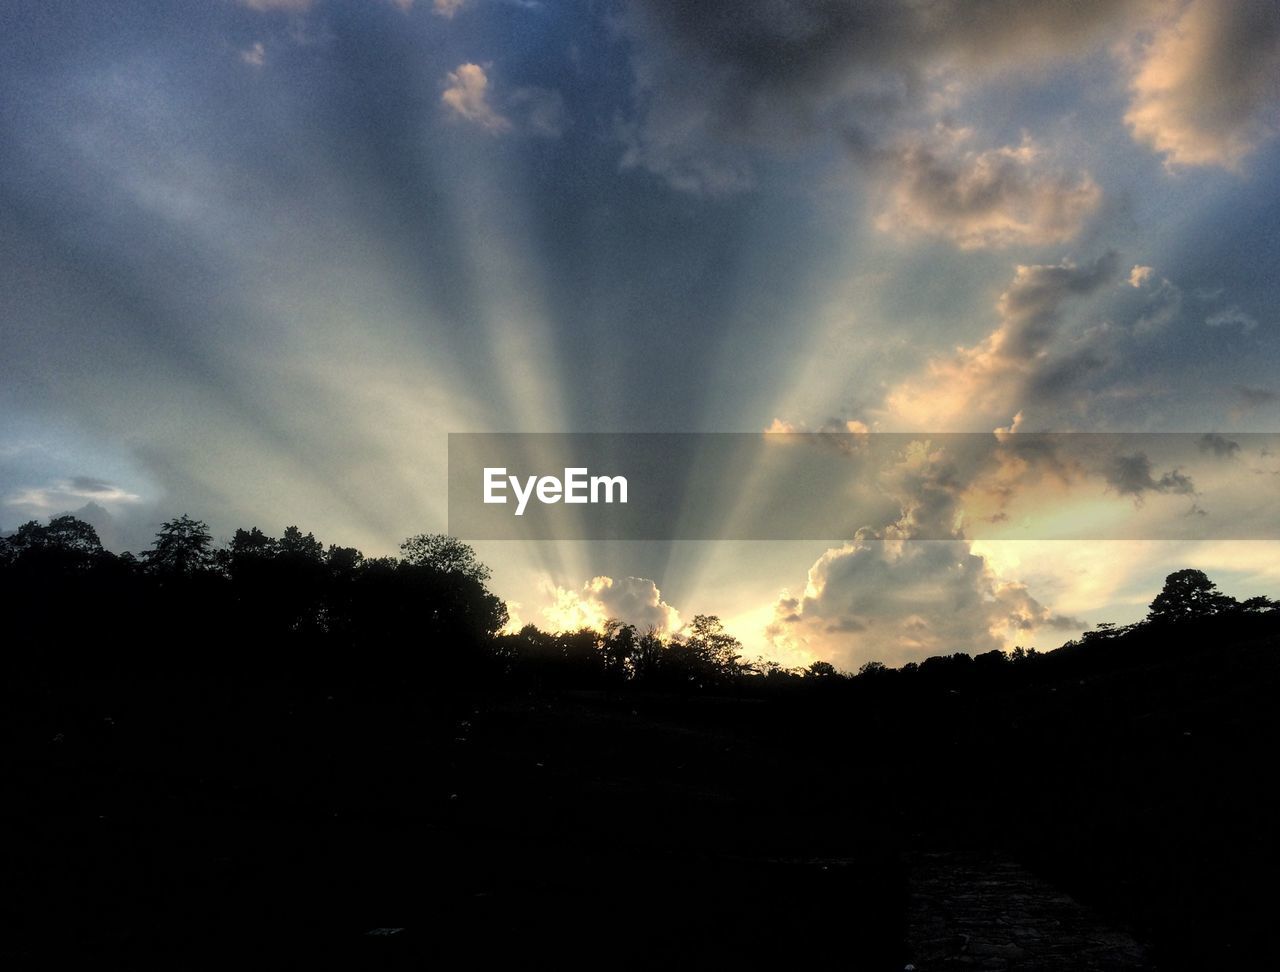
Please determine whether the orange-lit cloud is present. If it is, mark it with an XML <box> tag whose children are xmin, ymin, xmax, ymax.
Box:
<box><xmin>441</xmin><ymin>63</ymin><xmax>511</xmax><ymax>132</ymax></box>
<box><xmin>872</xmin><ymin>127</ymin><xmax>1101</xmax><ymax>249</ymax></box>
<box><xmin>880</xmin><ymin>254</ymin><xmax>1119</xmax><ymax>430</ymax></box>
<box><xmin>765</xmin><ymin>441</ymin><xmax>1081</xmax><ymax>669</ymax></box>
<box><xmin>1125</xmin><ymin>0</ymin><xmax>1280</xmax><ymax>169</ymax></box>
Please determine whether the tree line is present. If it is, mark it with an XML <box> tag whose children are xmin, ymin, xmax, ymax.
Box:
<box><xmin>2</xmin><ymin>513</ymin><xmax>1276</xmax><ymax>687</ymax></box>
<box><xmin>0</xmin><ymin>513</ymin><xmax>755</xmax><ymax>686</ymax></box>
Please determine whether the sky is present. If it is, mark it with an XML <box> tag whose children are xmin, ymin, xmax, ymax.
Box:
<box><xmin>2</xmin><ymin>0</ymin><xmax>1279</xmax><ymax>669</ymax></box>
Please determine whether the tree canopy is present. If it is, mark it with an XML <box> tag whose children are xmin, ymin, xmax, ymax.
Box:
<box><xmin>144</xmin><ymin>515</ymin><xmax>215</xmax><ymax>576</ymax></box>
<box><xmin>400</xmin><ymin>533</ymin><xmax>492</xmax><ymax>582</ymax></box>
<box><xmin>1147</xmin><ymin>569</ymin><xmax>1237</xmax><ymax>622</ymax></box>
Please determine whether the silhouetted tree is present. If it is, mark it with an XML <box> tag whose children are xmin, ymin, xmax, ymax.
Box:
<box><xmin>229</xmin><ymin>526</ymin><xmax>277</xmax><ymax>560</ymax></box>
<box><xmin>664</xmin><ymin>615</ymin><xmax>742</xmax><ymax>688</ymax></box>
<box><xmin>400</xmin><ymin>533</ymin><xmax>492</xmax><ymax>582</ymax></box>
<box><xmin>326</xmin><ymin>544</ymin><xmax>363</xmax><ymax>574</ymax></box>
<box><xmin>144</xmin><ymin>515</ymin><xmax>214</xmax><ymax>576</ymax></box>
<box><xmin>391</xmin><ymin>536</ymin><xmax>509</xmax><ymax>646</ymax></box>
<box><xmin>1147</xmin><ymin>569</ymin><xmax>1237</xmax><ymax>622</ymax></box>
<box><xmin>629</xmin><ymin>628</ymin><xmax>666</xmax><ymax>683</ymax></box>
<box><xmin>1240</xmin><ymin>595</ymin><xmax>1279</xmax><ymax>613</ymax></box>
<box><xmin>0</xmin><ymin>514</ymin><xmax>104</xmax><ymax>571</ymax></box>
<box><xmin>601</xmin><ymin>619</ymin><xmax>638</xmax><ymax>679</ymax></box>
<box><xmin>278</xmin><ymin>525</ymin><xmax>323</xmax><ymax>562</ymax></box>
<box><xmin>753</xmin><ymin>659</ymin><xmax>800</xmax><ymax>682</ymax></box>
<box><xmin>218</xmin><ymin>527</ymin><xmax>274</xmax><ymax>578</ymax></box>
<box><xmin>559</xmin><ymin>628</ymin><xmax>604</xmax><ymax>681</ymax></box>
<box><xmin>42</xmin><ymin>514</ymin><xmax>104</xmax><ymax>556</ymax></box>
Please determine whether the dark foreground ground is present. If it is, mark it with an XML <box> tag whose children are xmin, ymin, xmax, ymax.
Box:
<box><xmin>4</xmin><ymin>615</ymin><xmax>1279</xmax><ymax>969</ymax></box>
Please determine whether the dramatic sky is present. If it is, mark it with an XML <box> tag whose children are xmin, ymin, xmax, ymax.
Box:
<box><xmin>3</xmin><ymin>0</ymin><xmax>1279</xmax><ymax>668</ymax></box>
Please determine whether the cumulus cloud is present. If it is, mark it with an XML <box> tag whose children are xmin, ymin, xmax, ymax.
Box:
<box><xmin>1125</xmin><ymin>0</ymin><xmax>1280</xmax><ymax>169</ymax></box>
<box><xmin>766</xmin><ymin>442</ymin><xmax>1074</xmax><ymax>668</ymax></box>
<box><xmin>540</xmin><ymin>575</ymin><xmax>682</xmax><ymax>634</ymax></box>
<box><xmin>432</xmin><ymin>0</ymin><xmax>467</xmax><ymax>17</ymax></box>
<box><xmin>869</xmin><ymin>127</ymin><xmax>1101</xmax><ymax>249</ymax></box>
<box><xmin>880</xmin><ymin>253</ymin><xmax>1119</xmax><ymax>429</ymax></box>
<box><xmin>767</xmin><ymin>537</ymin><xmax>1009</xmax><ymax>668</ymax></box>
<box><xmin>441</xmin><ymin>63</ymin><xmax>511</xmax><ymax>132</ymax></box>
<box><xmin>240</xmin><ymin>42</ymin><xmax>266</xmax><ymax>67</ymax></box>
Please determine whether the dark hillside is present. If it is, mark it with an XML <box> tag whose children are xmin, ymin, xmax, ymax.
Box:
<box><xmin>3</xmin><ymin>517</ymin><xmax>1278</xmax><ymax>968</ymax></box>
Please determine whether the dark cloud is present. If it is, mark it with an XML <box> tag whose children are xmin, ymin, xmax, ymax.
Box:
<box><xmin>825</xmin><ymin>617</ymin><xmax>866</xmax><ymax>634</ymax></box>
<box><xmin>620</xmin><ymin>0</ymin><xmax>1144</xmax><ymax>192</ymax></box>
<box><xmin>1199</xmin><ymin>433</ymin><xmax>1241</xmax><ymax>459</ymax></box>
<box><xmin>69</xmin><ymin>476</ymin><xmax>117</xmax><ymax>494</ymax></box>
<box><xmin>622</xmin><ymin>0</ymin><xmax>1278</xmax><ymax>196</ymax></box>
<box><xmin>1046</xmin><ymin>613</ymin><xmax>1085</xmax><ymax>631</ymax></box>
<box><xmin>879</xmin><ymin>253</ymin><xmax>1120</xmax><ymax>428</ymax></box>
<box><xmin>997</xmin><ymin>252</ymin><xmax>1119</xmax><ymax>359</ymax></box>
<box><xmin>1105</xmin><ymin>452</ymin><xmax>1195</xmax><ymax>500</ymax></box>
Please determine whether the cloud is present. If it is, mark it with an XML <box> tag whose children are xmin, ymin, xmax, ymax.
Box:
<box><xmin>1125</xmin><ymin>0</ymin><xmax>1280</xmax><ymax>169</ymax></box>
<box><xmin>766</xmin><ymin>536</ymin><xmax>1009</xmax><ymax>668</ymax></box>
<box><xmin>1104</xmin><ymin>452</ymin><xmax>1195</xmax><ymax>500</ymax></box>
<box><xmin>5</xmin><ymin>477</ymin><xmax>142</xmax><ymax>516</ymax></box>
<box><xmin>441</xmin><ymin>63</ymin><xmax>511</xmax><ymax>132</ymax></box>
<box><xmin>869</xmin><ymin>127</ymin><xmax>1101</xmax><ymax>249</ymax></box>
<box><xmin>69</xmin><ymin>476</ymin><xmax>121</xmax><ymax>494</ymax></box>
<box><xmin>1205</xmin><ymin>307</ymin><xmax>1258</xmax><ymax>333</ymax></box>
<box><xmin>240</xmin><ymin>42</ymin><xmax>266</xmax><ymax>67</ymax></box>
<box><xmin>765</xmin><ymin>442</ymin><xmax>1074</xmax><ymax>668</ymax></box>
<box><xmin>1128</xmin><ymin>265</ymin><xmax>1154</xmax><ymax>287</ymax></box>
<box><xmin>539</xmin><ymin>575</ymin><xmax>682</xmax><ymax>634</ymax></box>
<box><xmin>763</xmin><ymin>417</ymin><xmax>871</xmax><ymax>457</ymax></box>
<box><xmin>1199</xmin><ymin>433</ymin><xmax>1241</xmax><ymax>459</ymax></box>
<box><xmin>880</xmin><ymin>253</ymin><xmax>1119</xmax><ymax>429</ymax></box>
<box><xmin>439</xmin><ymin>66</ymin><xmax>565</xmax><ymax>137</ymax></box>
<box><xmin>618</xmin><ymin>0</ymin><xmax>1146</xmax><ymax>194</ymax></box>
<box><xmin>994</xmin><ymin>581</ymin><xmax>1082</xmax><ymax>632</ymax></box>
